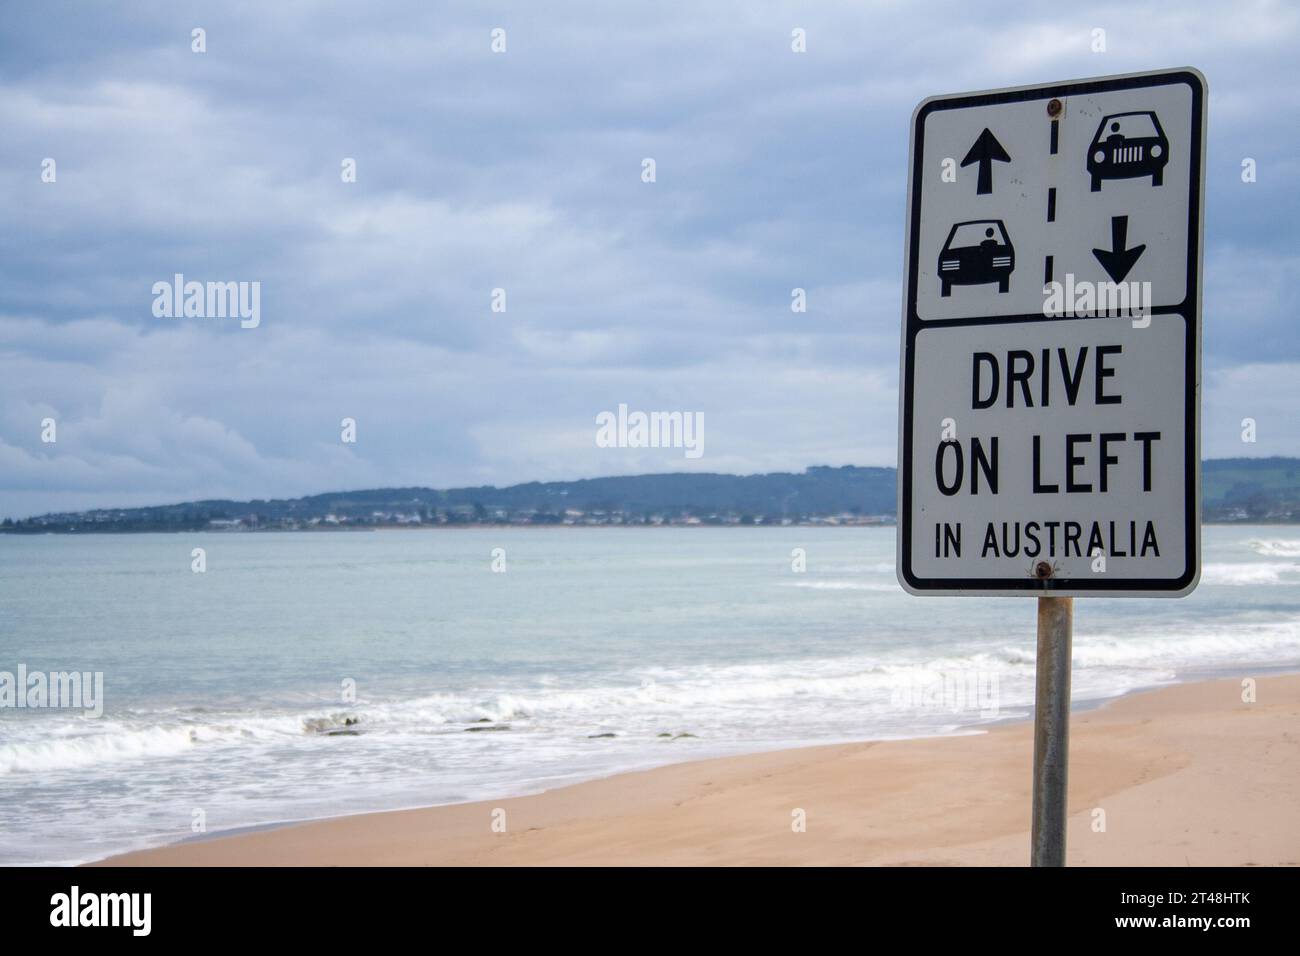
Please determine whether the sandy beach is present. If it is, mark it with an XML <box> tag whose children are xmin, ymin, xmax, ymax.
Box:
<box><xmin>93</xmin><ymin>674</ymin><xmax>1299</xmax><ymax>866</ymax></box>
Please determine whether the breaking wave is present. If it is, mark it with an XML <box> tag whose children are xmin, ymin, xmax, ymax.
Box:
<box><xmin>1201</xmin><ymin>562</ymin><xmax>1300</xmax><ymax>586</ymax></box>
<box><xmin>1247</xmin><ymin>539</ymin><xmax>1300</xmax><ymax>558</ymax></box>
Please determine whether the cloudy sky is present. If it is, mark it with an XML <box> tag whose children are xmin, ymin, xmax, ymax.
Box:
<box><xmin>2</xmin><ymin>0</ymin><xmax>1298</xmax><ymax>517</ymax></box>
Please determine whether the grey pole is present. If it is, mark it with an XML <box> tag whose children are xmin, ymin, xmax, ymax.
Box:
<box><xmin>1030</xmin><ymin>594</ymin><xmax>1073</xmax><ymax>867</ymax></box>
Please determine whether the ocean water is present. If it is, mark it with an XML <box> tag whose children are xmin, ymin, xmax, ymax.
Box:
<box><xmin>1</xmin><ymin>525</ymin><xmax>1298</xmax><ymax>865</ymax></box>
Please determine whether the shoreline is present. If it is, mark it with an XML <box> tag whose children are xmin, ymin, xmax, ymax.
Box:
<box><xmin>6</xmin><ymin>520</ymin><xmax>1300</xmax><ymax>536</ymax></box>
<box><xmin>91</xmin><ymin>672</ymin><xmax>1300</xmax><ymax>867</ymax></box>
<box><xmin>85</xmin><ymin>661</ymin><xmax>1296</xmax><ymax>860</ymax></box>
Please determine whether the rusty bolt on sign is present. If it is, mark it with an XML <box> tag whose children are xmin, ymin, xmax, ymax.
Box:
<box><xmin>1047</xmin><ymin>98</ymin><xmax>1063</xmax><ymax>118</ymax></box>
<box><xmin>1035</xmin><ymin>561</ymin><xmax>1054</xmax><ymax>580</ymax></box>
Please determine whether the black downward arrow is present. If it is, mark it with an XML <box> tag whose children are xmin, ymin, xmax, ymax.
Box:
<box><xmin>1092</xmin><ymin>215</ymin><xmax>1146</xmax><ymax>282</ymax></box>
<box><xmin>960</xmin><ymin>127</ymin><xmax>1011</xmax><ymax>195</ymax></box>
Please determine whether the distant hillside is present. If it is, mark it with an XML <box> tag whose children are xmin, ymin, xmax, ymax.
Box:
<box><xmin>1202</xmin><ymin>457</ymin><xmax>1300</xmax><ymax>520</ymax></box>
<box><xmin>3</xmin><ymin>459</ymin><xmax>1298</xmax><ymax>532</ymax></box>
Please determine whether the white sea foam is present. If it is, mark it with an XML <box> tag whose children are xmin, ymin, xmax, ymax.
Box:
<box><xmin>1072</xmin><ymin>620</ymin><xmax>1300</xmax><ymax>668</ymax></box>
<box><xmin>0</xmin><ymin>726</ymin><xmax>195</xmax><ymax>774</ymax></box>
<box><xmin>1201</xmin><ymin>561</ymin><xmax>1300</xmax><ymax>585</ymax></box>
<box><xmin>7</xmin><ymin>614</ymin><xmax>1297</xmax><ymax>779</ymax></box>
<box><xmin>783</xmin><ymin>579</ymin><xmax>900</xmax><ymax>591</ymax></box>
<box><xmin>1247</xmin><ymin>538</ymin><xmax>1300</xmax><ymax>558</ymax></box>
<box><xmin>0</xmin><ymin>713</ymin><xmax>309</xmax><ymax>774</ymax></box>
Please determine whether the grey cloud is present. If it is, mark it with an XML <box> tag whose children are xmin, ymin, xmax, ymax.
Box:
<box><xmin>1</xmin><ymin>1</ymin><xmax>1299</xmax><ymax>517</ymax></box>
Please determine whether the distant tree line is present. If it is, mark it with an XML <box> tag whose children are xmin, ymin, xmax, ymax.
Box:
<box><xmin>3</xmin><ymin>460</ymin><xmax>1298</xmax><ymax>532</ymax></box>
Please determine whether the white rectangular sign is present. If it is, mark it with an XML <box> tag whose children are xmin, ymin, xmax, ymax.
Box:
<box><xmin>897</xmin><ymin>69</ymin><xmax>1205</xmax><ymax>596</ymax></box>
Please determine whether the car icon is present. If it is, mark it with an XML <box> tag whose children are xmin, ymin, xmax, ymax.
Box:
<box><xmin>938</xmin><ymin>220</ymin><xmax>1014</xmax><ymax>296</ymax></box>
<box><xmin>1087</xmin><ymin>111</ymin><xmax>1169</xmax><ymax>191</ymax></box>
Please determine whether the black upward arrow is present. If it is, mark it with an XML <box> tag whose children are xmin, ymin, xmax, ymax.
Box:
<box><xmin>1092</xmin><ymin>215</ymin><xmax>1146</xmax><ymax>282</ymax></box>
<box><xmin>960</xmin><ymin>127</ymin><xmax>1011</xmax><ymax>195</ymax></box>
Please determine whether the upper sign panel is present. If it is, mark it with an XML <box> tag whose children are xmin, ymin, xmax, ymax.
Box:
<box><xmin>908</xmin><ymin>71</ymin><xmax>1203</xmax><ymax>323</ymax></box>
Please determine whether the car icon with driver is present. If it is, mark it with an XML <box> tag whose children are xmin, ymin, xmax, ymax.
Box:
<box><xmin>1087</xmin><ymin>111</ymin><xmax>1169</xmax><ymax>191</ymax></box>
<box><xmin>938</xmin><ymin>220</ymin><xmax>1014</xmax><ymax>296</ymax></box>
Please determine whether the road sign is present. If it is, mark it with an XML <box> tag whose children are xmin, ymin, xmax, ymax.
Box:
<box><xmin>897</xmin><ymin>69</ymin><xmax>1205</xmax><ymax>596</ymax></box>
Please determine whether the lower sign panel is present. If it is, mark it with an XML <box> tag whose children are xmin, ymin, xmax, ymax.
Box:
<box><xmin>900</xmin><ymin>313</ymin><xmax>1197</xmax><ymax>595</ymax></box>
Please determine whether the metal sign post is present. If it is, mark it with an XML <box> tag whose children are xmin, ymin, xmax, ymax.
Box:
<box><xmin>895</xmin><ymin>69</ymin><xmax>1206</xmax><ymax>866</ymax></box>
<box><xmin>1031</xmin><ymin>594</ymin><xmax>1072</xmax><ymax>866</ymax></box>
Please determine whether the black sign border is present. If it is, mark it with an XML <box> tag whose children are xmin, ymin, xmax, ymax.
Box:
<box><xmin>898</xmin><ymin>69</ymin><xmax>1205</xmax><ymax>595</ymax></box>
